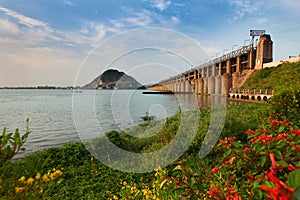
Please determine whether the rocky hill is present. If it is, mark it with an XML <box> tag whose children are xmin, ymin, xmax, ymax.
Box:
<box><xmin>83</xmin><ymin>69</ymin><xmax>142</xmax><ymax>89</ymax></box>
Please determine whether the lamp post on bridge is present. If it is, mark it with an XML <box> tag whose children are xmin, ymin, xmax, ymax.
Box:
<box><xmin>223</xmin><ymin>49</ymin><xmax>228</xmax><ymax>55</ymax></box>
<box><xmin>232</xmin><ymin>44</ymin><xmax>238</xmax><ymax>51</ymax></box>
<box><xmin>244</xmin><ymin>39</ymin><xmax>250</xmax><ymax>46</ymax></box>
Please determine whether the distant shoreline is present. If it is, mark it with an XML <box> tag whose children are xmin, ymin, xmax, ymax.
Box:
<box><xmin>0</xmin><ymin>86</ymin><xmax>74</xmax><ymax>90</ymax></box>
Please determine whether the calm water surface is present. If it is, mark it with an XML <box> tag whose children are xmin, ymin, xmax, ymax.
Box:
<box><xmin>0</xmin><ymin>89</ymin><xmax>209</xmax><ymax>157</ymax></box>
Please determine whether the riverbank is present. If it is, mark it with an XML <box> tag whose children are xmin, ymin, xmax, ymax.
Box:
<box><xmin>1</xmin><ymin>62</ymin><xmax>300</xmax><ymax>199</ymax></box>
<box><xmin>0</xmin><ymin>103</ymin><xmax>272</xmax><ymax>199</ymax></box>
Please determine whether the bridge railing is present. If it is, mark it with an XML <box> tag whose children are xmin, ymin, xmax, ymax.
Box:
<box><xmin>229</xmin><ymin>88</ymin><xmax>274</xmax><ymax>95</ymax></box>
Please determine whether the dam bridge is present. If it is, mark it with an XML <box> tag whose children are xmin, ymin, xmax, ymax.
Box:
<box><xmin>147</xmin><ymin>34</ymin><xmax>273</xmax><ymax>97</ymax></box>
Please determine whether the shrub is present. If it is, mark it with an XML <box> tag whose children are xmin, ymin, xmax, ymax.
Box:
<box><xmin>132</xmin><ymin>119</ymin><xmax>300</xmax><ymax>199</ymax></box>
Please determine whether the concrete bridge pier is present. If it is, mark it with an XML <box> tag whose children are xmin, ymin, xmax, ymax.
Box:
<box><xmin>191</xmin><ymin>80</ymin><xmax>196</xmax><ymax>93</ymax></box>
<box><xmin>180</xmin><ymin>81</ymin><xmax>185</xmax><ymax>93</ymax></box>
<box><xmin>194</xmin><ymin>79</ymin><xmax>198</xmax><ymax>94</ymax></box>
<box><xmin>185</xmin><ymin>80</ymin><xmax>190</xmax><ymax>93</ymax></box>
<box><xmin>221</xmin><ymin>73</ymin><xmax>232</xmax><ymax>94</ymax></box>
<box><xmin>207</xmin><ymin>76</ymin><xmax>215</xmax><ymax>94</ymax></box>
<box><xmin>214</xmin><ymin>75</ymin><xmax>222</xmax><ymax>94</ymax></box>
<box><xmin>203</xmin><ymin>78</ymin><xmax>208</xmax><ymax>94</ymax></box>
<box><xmin>197</xmin><ymin>78</ymin><xmax>204</xmax><ymax>94</ymax></box>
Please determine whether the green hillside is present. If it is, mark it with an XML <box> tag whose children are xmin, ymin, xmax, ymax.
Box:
<box><xmin>241</xmin><ymin>61</ymin><xmax>300</xmax><ymax>90</ymax></box>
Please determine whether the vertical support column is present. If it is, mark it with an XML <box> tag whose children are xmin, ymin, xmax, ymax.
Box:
<box><xmin>198</xmin><ymin>78</ymin><xmax>204</xmax><ymax>94</ymax></box>
<box><xmin>212</xmin><ymin>65</ymin><xmax>216</xmax><ymax>76</ymax></box>
<box><xmin>218</xmin><ymin>63</ymin><xmax>222</xmax><ymax>75</ymax></box>
<box><xmin>201</xmin><ymin>68</ymin><xmax>206</xmax><ymax>78</ymax></box>
<box><xmin>191</xmin><ymin>80</ymin><xmax>195</xmax><ymax>93</ymax></box>
<box><xmin>249</xmin><ymin>48</ymin><xmax>254</xmax><ymax>69</ymax></box>
<box><xmin>207</xmin><ymin>76</ymin><xmax>215</xmax><ymax>95</ymax></box>
<box><xmin>236</xmin><ymin>56</ymin><xmax>241</xmax><ymax>73</ymax></box>
<box><xmin>203</xmin><ymin>78</ymin><xmax>208</xmax><ymax>94</ymax></box>
<box><xmin>221</xmin><ymin>73</ymin><xmax>232</xmax><ymax>94</ymax></box>
<box><xmin>226</xmin><ymin>59</ymin><xmax>231</xmax><ymax>74</ymax></box>
<box><xmin>215</xmin><ymin>76</ymin><xmax>221</xmax><ymax>94</ymax></box>
<box><xmin>181</xmin><ymin>80</ymin><xmax>185</xmax><ymax>93</ymax></box>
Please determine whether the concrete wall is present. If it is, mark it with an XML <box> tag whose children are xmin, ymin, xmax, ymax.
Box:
<box><xmin>263</xmin><ymin>56</ymin><xmax>300</xmax><ymax>68</ymax></box>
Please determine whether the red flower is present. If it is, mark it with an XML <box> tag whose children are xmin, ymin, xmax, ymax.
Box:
<box><xmin>246</xmin><ymin>129</ymin><xmax>255</xmax><ymax>135</ymax></box>
<box><xmin>269</xmin><ymin>153</ymin><xmax>278</xmax><ymax>169</ymax></box>
<box><xmin>270</xmin><ymin>120</ymin><xmax>280</xmax><ymax>126</ymax></box>
<box><xmin>288</xmin><ymin>164</ymin><xmax>297</xmax><ymax>171</ymax></box>
<box><xmin>247</xmin><ymin>175</ymin><xmax>255</xmax><ymax>181</ymax></box>
<box><xmin>242</xmin><ymin>147</ymin><xmax>251</xmax><ymax>152</ymax></box>
<box><xmin>277</xmin><ymin>133</ymin><xmax>288</xmax><ymax>140</ymax></box>
<box><xmin>294</xmin><ymin>146</ymin><xmax>300</xmax><ymax>151</ymax></box>
<box><xmin>227</xmin><ymin>137</ymin><xmax>235</xmax><ymax>143</ymax></box>
<box><xmin>281</xmin><ymin>119</ymin><xmax>288</xmax><ymax>125</ymax></box>
<box><xmin>224</xmin><ymin>161</ymin><xmax>231</xmax><ymax>166</ymax></box>
<box><xmin>211</xmin><ymin>167</ymin><xmax>219</xmax><ymax>174</ymax></box>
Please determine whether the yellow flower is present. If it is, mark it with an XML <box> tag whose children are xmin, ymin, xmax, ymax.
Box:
<box><xmin>54</xmin><ymin>169</ymin><xmax>62</xmax><ymax>176</ymax></box>
<box><xmin>19</xmin><ymin>176</ymin><xmax>26</xmax><ymax>182</ymax></box>
<box><xmin>15</xmin><ymin>187</ymin><xmax>25</xmax><ymax>193</ymax></box>
<box><xmin>26</xmin><ymin>116</ymin><xmax>30</xmax><ymax>122</ymax></box>
<box><xmin>27</xmin><ymin>177</ymin><xmax>34</xmax><ymax>186</ymax></box>
<box><xmin>123</xmin><ymin>181</ymin><xmax>127</xmax><ymax>186</ymax></box>
<box><xmin>42</xmin><ymin>174</ymin><xmax>49</xmax><ymax>182</ymax></box>
<box><xmin>112</xmin><ymin>195</ymin><xmax>118</xmax><ymax>200</ymax></box>
<box><xmin>35</xmin><ymin>173</ymin><xmax>41</xmax><ymax>180</ymax></box>
<box><xmin>50</xmin><ymin>173</ymin><xmax>55</xmax><ymax>180</ymax></box>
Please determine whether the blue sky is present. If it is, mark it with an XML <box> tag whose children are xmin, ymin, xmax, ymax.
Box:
<box><xmin>0</xmin><ymin>0</ymin><xmax>299</xmax><ymax>86</ymax></box>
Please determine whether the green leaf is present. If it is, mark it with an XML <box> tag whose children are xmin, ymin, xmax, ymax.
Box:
<box><xmin>223</xmin><ymin>148</ymin><xmax>232</xmax><ymax>159</ymax></box>
<box><xmin>259</xmin><ymin>156</ymin><xmax>267</xmax><ymax>167</ymax></box>
<box><xmin>189</xmin><ymin>196</ymin><xmax>198</xmax><ymax>200</ymax></box>
<box><xmin>173</xmin><ymin>165</ymin><xmax>183</xmax><ymax>171</ymax></box>
<box><xmin>288</xmin><ymin>170</ymin><xmax>300</xmax><ymax>188</ymax></box>
<box><xmin>276</xmin><ymin>140</ymin><xmax>287</xmax><ymax>149</ymax></box>
<box><xmin>278</xmin><ymin>125</ymin><xmax>285</xmax><ymax>133</ymax></box>
<box><xmin>21</xmin><ymin>131</ymin><xmax>31</xmax><ymax>142</ymax></box>
<box><xmin>14</xmin><ymin>128</ymin><xmax>21</xmax><ymax>146</ymax></box>
<box><xmin>271</xmin><ymin>149</ymin><xmax>283</xmax><ymax>159</ymax></box>
<box><xmin>263</xmin><ymin>180</ymin><xmax>275</xmax><ymax>188</ymax></box>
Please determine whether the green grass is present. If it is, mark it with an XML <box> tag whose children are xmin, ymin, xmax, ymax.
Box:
<box><xmin>4</xmin><ymin>63</ymin><xmax>299</xmax><ymax>199</ymax></box>
<box><xmin>241</xmin><ymin>62</ymin><xmax>300</xmax><ymax>91</ymax></box>
<box><xmin>4</xmin><ymin>103</ymin><xmax>270</xmax><ymax>199</ymax></box>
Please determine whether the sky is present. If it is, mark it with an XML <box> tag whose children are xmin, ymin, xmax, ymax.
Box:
<box><xmin>0</xmin><ymin>0</ymin><xmax>299</xmax><ymax>87</ymax></box>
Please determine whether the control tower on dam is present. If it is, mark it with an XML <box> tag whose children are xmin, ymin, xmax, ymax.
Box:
<box><xmin>147</xmin><ymin>33</ymin><xmax>273</xmax><ymax>95</ymax></box>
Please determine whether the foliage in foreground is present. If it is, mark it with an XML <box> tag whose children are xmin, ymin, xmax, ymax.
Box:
<box><xmin>0</xmin><ymin>118</ymin><xmax>62</xmax><ymax>199</ymax></box>
<box><xmin>137</xmin><ymin>119</ymin><xmax>300</xmax><ymax>199</ymax></box>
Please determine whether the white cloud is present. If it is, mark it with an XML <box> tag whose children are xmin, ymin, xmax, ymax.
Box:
<box><xmin>0</xmin><ymin>6</ymin><xmax>120</xmax><ymax>49</ymax></box>
<box><xmin>152</xmin><ymin>0</ymin><xmax>172</xmax><ymax>11</ymax></box>
<box><xmin>227</xmin><ymin>0</ymin><xmax>265</xmax><ymax>21</ymax></box>
<box><xmin>0</xmin><ymin>6</ymin><xmax>49</xmax><ymax>28</ymax></box>
<box><xmin>64</xmin><ymin>0</ymin><xmax>75</xmax><ymax>6</ymax></box>
<box><xmin>125</xmin><ymin>10</ymin><xmax>153</xmax><ymax>27</ymax></box>
<box><xmin>110</xmin><ymin>20</ymin><xmax>124</xmax><ymax>29</ymax></box>
<box><xmin>0</xmin><ymin>18</ymin><xmax>19</xmax><ymax>34</ymax></box>
<box><xmin>170</xmin><ymin>16</ymin><xmax>179</xmax><ymax>24</ymax></box>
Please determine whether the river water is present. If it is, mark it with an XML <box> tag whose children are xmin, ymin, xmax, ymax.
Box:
<box><xmin>0</xmin><ymin>89</ymin><xmax>213</xmax><ymax>157</ymax></box>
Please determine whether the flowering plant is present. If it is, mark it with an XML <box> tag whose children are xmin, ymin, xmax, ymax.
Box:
<box><xmin>146</xmin><ymin>119</ymin><xmax>300</xmax><ymax>199</ymax></box>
